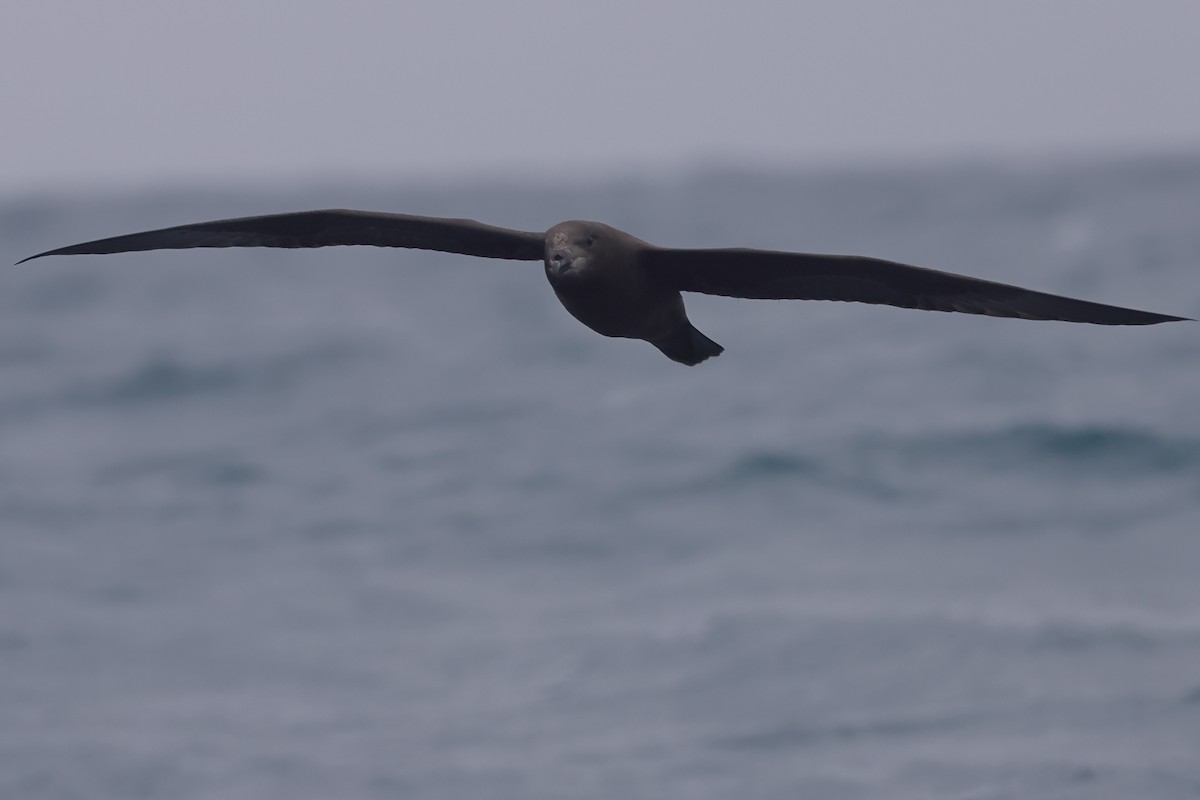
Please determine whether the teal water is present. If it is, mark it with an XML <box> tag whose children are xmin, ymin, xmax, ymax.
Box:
<box><xmin>2</xmin><ymin>157</ymin><xmax>1199</xmax><ymax>799</ymax></box>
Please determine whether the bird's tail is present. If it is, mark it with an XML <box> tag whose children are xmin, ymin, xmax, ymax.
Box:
<box><xmin>652</xmin><ymin>324</ymin><xmax>724</xmax><ymax>366</ymax></box>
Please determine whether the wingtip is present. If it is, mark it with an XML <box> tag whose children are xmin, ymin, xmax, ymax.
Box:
<box><xmin>14</xmin><ymin>246</ymin><xmax>68</xmax><ymax>265</ymax></box>
<box><xmin>1094</xmin><ymin>307</ymin><xmax>1192</xmax><ymax>325</ymax></box>
<box><xmin>1144</xmin><ymin>312</ymin><xmax>1193</xmax><ymax>324</ymax></box>
<box><xmin>15</xmin><ymin>243</ymin><xmax>108</xmax><ymax>265</ymax></box>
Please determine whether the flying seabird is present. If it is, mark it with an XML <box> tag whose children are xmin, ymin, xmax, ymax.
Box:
<box><xmin>18</xmin><ymin>210</ymin><xmax>1188</xmax><ymax>365</ymax></box>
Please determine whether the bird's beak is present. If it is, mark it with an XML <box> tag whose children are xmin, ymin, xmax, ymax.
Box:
<box><xmin>548</xmin><ymin>252</ymin><xmax>576</xmax><ymax>279</ymax></box>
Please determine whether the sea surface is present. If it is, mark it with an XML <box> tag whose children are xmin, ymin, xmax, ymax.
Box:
<box><xmin>2</xmin><ymin>156</ymin><xmax>1199</xmax><ymax>799</ymax></box>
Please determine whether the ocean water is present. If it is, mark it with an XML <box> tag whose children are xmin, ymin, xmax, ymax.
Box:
<box><xmin>2</xmin><ymin>156</ymin><xmax>1199</xmax><ymax>799</ymax></box>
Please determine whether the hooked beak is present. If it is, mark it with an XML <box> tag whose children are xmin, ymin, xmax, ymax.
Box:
<box><xmin>548</xmin><ymin>251</ymin><xmax>577</xmax><ymax>279</ymax></box>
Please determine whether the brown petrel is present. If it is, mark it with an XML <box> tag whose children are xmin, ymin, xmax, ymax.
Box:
<box><xmin>18</xmin><ymin>210</ymin><xmax>1188</xmax><ymax>365</ymax></box>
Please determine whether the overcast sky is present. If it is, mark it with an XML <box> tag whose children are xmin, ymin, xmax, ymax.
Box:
<box><xmin>5</xmin><ymin>1</ymin><xmax>1200</xmax><ymax>194</ymax></box>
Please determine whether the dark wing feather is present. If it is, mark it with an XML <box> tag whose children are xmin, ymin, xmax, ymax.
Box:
<box><xmin>646</xmin><ymin>247</ymin><xmax>1188</xmax><ymax>325</ymax></box>
<box><xmin>17</xmin><ymin>210</ymin><xmax>546</xmax><ymax>264</ymax></box>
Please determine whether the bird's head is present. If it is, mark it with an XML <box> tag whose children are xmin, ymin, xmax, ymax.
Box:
<box><xmin>544</xmin><ymin>220</ymin><xmax>610</xmax><ymax>283</ymax></box>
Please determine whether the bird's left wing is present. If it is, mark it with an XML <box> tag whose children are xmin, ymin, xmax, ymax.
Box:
<box><xmin>18</xmin><ymin>210</ymin><xmax>547</xmax><ymax>264</ymax></box>
<box><xmin>645</xmin><ymin>247</ymin><xmax>1188</xmax><ymax>325</ymax></box>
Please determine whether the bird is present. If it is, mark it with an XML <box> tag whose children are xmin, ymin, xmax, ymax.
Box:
<box><xmin>18</xmin><ymin>209</ymin><xmax>1188</xmax><ymax>365</ymax></box>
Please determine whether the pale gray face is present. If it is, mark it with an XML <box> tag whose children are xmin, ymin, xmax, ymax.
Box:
<box><xmin>544</xmin><ymin>221</ymin><xmax>606</xmax><ymax>283</ymax></box>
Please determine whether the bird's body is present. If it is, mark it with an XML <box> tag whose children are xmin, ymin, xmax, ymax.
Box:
<box><xmin>18</xmin><ymin>210</ymin><xmax>1188</xmax><ymax>365</ymax></box>
<box><xmin>543</xmin><ymin>221</ymin><xmax>723</xmax><ymax>364</ymax></box>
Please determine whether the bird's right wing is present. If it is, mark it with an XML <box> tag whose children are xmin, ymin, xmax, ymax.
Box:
<box><xmin>18</xmin><ymin>210</ymin><xmax>547</xmax><ymax>264</ymax></box>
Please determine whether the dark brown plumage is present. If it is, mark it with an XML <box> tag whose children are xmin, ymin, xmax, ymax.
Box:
<box><xmin>18</xmin><ymin>210</ymin><xmax>1188</xmax><ymax>365</ymax></box>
